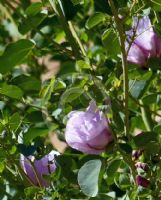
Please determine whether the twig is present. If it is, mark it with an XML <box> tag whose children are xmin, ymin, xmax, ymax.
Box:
<box><xmin>108</xmin><ymin>0</ymin><xmax>129</xmax><ymax>137</ymax></box>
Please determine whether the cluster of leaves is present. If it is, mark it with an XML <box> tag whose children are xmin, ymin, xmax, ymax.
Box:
<box><xmin>0</xmin><ymin>0</ymin><xmax>161</xmax><ymax>199</ymax></box>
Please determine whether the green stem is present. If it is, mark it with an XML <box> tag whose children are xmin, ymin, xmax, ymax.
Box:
<box><xmin>68</xmin><ymin>21</ymin><xmax>87</xmax><ymax>57</ymax></box>
<box><xmin>108</xmin><ymin>0</ymin><xmax>129</xmax><ymax>137</ymax></box>
<box><xmin>49</xmin><ymin>0</ymin><xmax>82</xmax><ymax>59</ymax></box>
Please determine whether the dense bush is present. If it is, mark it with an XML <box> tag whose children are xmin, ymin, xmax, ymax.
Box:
<box><xmin>0</xmin><ymin>0</ymin><xmax>161</xmax><ymax>199</ymax></box>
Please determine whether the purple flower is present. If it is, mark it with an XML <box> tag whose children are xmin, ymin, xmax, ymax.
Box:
<box><xmin>20</xmin><ymin>150</ymin><xmax>59</xmax><ymax>187</ymax></box>
<box><xmin>136</xmin><ymin>175</ymin><xmax>150</xmax><ymax>188</ymax></box>
<box><xmin>126</xmin><ymin>16</ymin><xmax>161</xmax><ymax>66</ymax></box>
<box><xmin>65</xmin><ymin>101</ymin><xmax>113</xmax><ymax>155</ymax></box>
<box><xmin>135</xmin><ymin>162</ymin><xmax>148</xmax><ymax>171</ymax></box>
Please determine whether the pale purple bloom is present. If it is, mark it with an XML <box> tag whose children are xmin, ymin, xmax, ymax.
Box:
<box><xmin>136</xmin><ymin>175</ymin><xmax>150</xmax><ymax>188</ymax></box>
<box><xmin>126</xmin><ymin>16</ymin><xmax>161</xmax><ymax>66</ymax></box>
<box><xmin>20</xmin><ymin>150</ymin><xmax>59</xmax><ymax>187</ymax></box>
<box><xmin>135</xmin><ymin>162</ymin><xmax>148</xmax><ymax>171</ymax></box>
<box><xmin>65</xmin><ymin>101</ymin><xmax>113</xmax><ymax>155</ymax></box>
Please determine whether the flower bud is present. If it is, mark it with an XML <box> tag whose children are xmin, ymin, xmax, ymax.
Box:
<box><xmin>136</xmin><ymin>175</ymin><xmax>150</xmax><ymax>188</ymax></box>
<box><xmin>132</xmin><ymin>149</ymin><xmax>143</xmax><ymax>161</ymax></box>
<box><xmin>135</xmin><ymin>162</ymin><xmax>148</xmax><ymax>171</ymax></box>
<box><xmin>65</xmin><ymin>101</ymin><xmax>113</xmax><ymax>155</ymax></box>
<box><xmin>20</xmin><ymin>150</ymin><xmax>59</xmax><ymax>187</ymax></box>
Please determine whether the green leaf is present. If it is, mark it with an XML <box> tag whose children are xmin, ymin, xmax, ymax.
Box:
<box><xmin>102</xmin><ymin>28</ymin><xmax>120</xmax><ymax>58</ymax></box>
<box><xmin>19</xmin><ymin>12</ymin><xmax>47</xmax><ymax>35</ymax></box>
<box><xmin>0</xmin><ymin>39</ymin><xmax>35</xmax><ymax>74</ymax></box>
<box><xmin>76</xmin><ymin>60</ymin><xmax>91</xmax><ymax>71</ymax></box>
<box><xmin>71</xmin><ymin>0</ymin><xmax>84</xmax><ymax>5</ymax></box>
<box><xmin>26</xmin><ymin>111</ymin><xmax>44</xmax><ymax>123</ymax></box>
<box><xmin>119</xmin><ymin>143</ymin><xmax>132</xmax><ymax>154</ymax></box>
<box><xmin>56</xmin><ymin>155</ymin><xmax>76</xmax><ymax>183</ymax></box>
<box><xmin>24</xmin><ymin>186</ymin><xmax>40</xmax><ymax>198</ymax></box>
<box><xmin>0</xmin><ymin>84</ymin><xmax>23</xmax><ymax>99</ymax></box>
<box><xmin>106</xmin><ymin>159</ymin><xmax>121</xmax><ymax>179</ymax></box>
<box><xmin>61</xmin><ymin>0</ymin><xmax>78</xmax><ymax>20</ymax></box>
<box><xmin>94</xmin><ymin>0</ymin><xmax>112</xmax><ymax>15</ymax></box>
<box><xmin>86</xmin><ymin>12</ymin><xmax>107</xmax><ymax>29</ymax></box>
<box><xmin>24</xmin><ymin>128</ymin><xmax>49</xmax><ymax>143</ymax></box>
<box><xmin>119</xmin><ymin>174</ymin><xmax>131</xmax><ymax>189</ymax></box>
<box><xmin>12</xmin><ymin>75</ymin><xmax>41</xmax><ymax>91</ymax></box>
<box><xmin>133</xmin><ymin>132</ymin><xmax>158</xmax><ymax>148</ymax></box>
<box><xmin>142</xmin><ymin>94</ymin><xmax>159</xmax><ymax>105</ymax></box>
<box><xmin>25</xmin><ymin>2</ymin><xmax>43</xmax><ymax>16</ymax></box>
<box><xmin>129</xmin><ymin>80</ymin><xmax>147</xmax><ymax>99</ymax></box>
<box><xmin>150</xmin><ymin>0</ymin><xmax>161</xmax><ymax>11</ymax></box>
<box><xmin>147</xmin><ymin>57</ymin><xmax>161</xmax><ymax>70</ymax></box>
<box><xmin>60</xmin><ymin>87</ymin><xmax>84</xmax><ymax>105</ymax></box>
<box><xmin>9</xmin><ymin>113</ymin><xmax>21</xmax><ymax>131</ymax></box>
<box><xmin>154</xmin><ymin>124</ymin><xmax>161</xmax><ymax>133</ymax></box>
<box><xmin>78</xmin><ymin>159</ymin><xmax>102</xmax><ymax>197</ymax></box>
<box><xmin>0</xmin><ymin>162</ymin><xmax>4</xmax><ymax>173</ymax></box>
<box><xmin>131</xmin><ymin>116</ymin><xmax>146</xmax><ymax>132</ymax></box>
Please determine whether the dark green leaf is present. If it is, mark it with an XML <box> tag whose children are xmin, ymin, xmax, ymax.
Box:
<box><xmin>9</xmin><ymin>113</ymin><xmax>21</xmax><ymax>131</ymax></box>
<box><xmin>19</xmin><ymin>12</ymin><xmax>47</xmax><ymax>35</ymax></box>
<box><xmin>119</xmin><ymin>174</ymin><xmax>131</xmax><ymax>189</ymax></box>
<box><xmin>107</xmin><ymin>159</ymin><xmax>121</xmax><ymax>179</ymax></box>
<box><xmin>142</xmin><ymin>94</ymin><xmax>159</xmax><ymax>105</ymax></box>
<box><xmin>12</xmin><ymin>75</ymin><xmax>41</xmax><ymax>91</ymax></box>
<box><xmin>0</xmin><ymin>39</ymin><xmax>35</xmax><ymax>73</ymax></box>
<box><xmin>86</xmin><ymin>12</ymin><xmax>107</xmax><ymax>29</ymax></box>
<box><xmin>133</xmin><ymin>132</ymin><xmax>158</xmax><ymax>148</ymax></box>
<box><xmin>0</xmin><ymin>84</ymin><xmax>23</xmax><ymax>99</ymax></box>
<box><xmin>60</xmin><ymin>87</ymin><xmax>84</xmax><ymax>104</ymax></box>
<box><xmin>71</xmin><ymin>0</ymin><xmax>84</xmax><ymax>5</ymax></box>
<box><xmin>102</xmin><ymin>29</ymin><xmax>120</xmax><ymax>58</ymax></box>
<box><xmin>24</xmin><ymin>128</ymin><xmax>49</xmax><ymax>143</ymax></box>
<box><xmin>150</xmin><ymin>0</ymin><xmax>161</xmax><ymax>11</ymax></box>
<box><xmin>119</xmin><ymin>143</ymin><xmax>132</xmax><ymax>154</ymax></box>
<box><xmin>25</xmin><ymin>2</ymin><xmax>43</xmax><ymax>16</ymax></box>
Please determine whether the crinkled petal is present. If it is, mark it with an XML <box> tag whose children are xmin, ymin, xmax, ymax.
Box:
<box><xmin>127</xmin><ymin>43</ymin><xmax>146</xmax><ymax>65</ymax></box>
<box><xmin>87</xmin><ymin>129</ymin><xmax>112</xmax><ymax>149</ymax></box>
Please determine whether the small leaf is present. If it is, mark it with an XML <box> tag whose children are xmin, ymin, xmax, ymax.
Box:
<box><xmin>19</xmin><ymin>12</ymin><xmax>47</xmax><ymax>35</ymax></box>
<box><xmin>60</xmin><ymin>87</ymin><xmax>84</xmax><ymax>105</ymax></box>
<box><xmin>107</xmin><ymin>159</ymin><xmax>121</xmax><ymax>179</ymax></box>
<box><xmin>150</xmin><ymin>0</ymin><xmax>161</xmax><ymax>11</ymax></box>
<box><xmin>142</xmin><ymin>94</ymin><xmax>159</xmax><ymax>105</ymax></box>
<box><xmin>0</xmin><ymin>162</ymin><xmax>5</xmax><ymax>173</ymax></box>
<box><xmin>0</xmin><ymin>39</ymin><xmax>35</xmax><ymax>73</ymax></box>
<box><xmin>129</xmin><ymin>80</ymin><xmax>147</xmax><ymax>99</ymax></box>
<box><xmin>133</xmin><ymin>132</ymin><xmax>158</xmax><ymax>148</ymax></box>
<box><xmin>71</xmin><ymin>0</ymin><xmax>84</xmax><ymax>5</ymax></box>
<box><xmin>102</xmin><ymin>28</ymin><xmax>120</xmax><ymax>58</ymax></box>
<box><xmin>154</xmin><ymin>124</ymin><xmax>161</xmax><ymax>133</ymax></box>
<box><xmin>78</xmin><ymin>159</ymin><xmax>102</xmax><ymax>197</ymax></box>
<box><xmin>17</xmin><ymin>144</ymin><xmax>36</xmax><ymax>157</ymax></box>
<box><xmin>119</xmin><ymin>143</ymin><xmax>132</xmax><ymax>154</ymax></box>
<box><xmin>25</xmin><ymin>2</ymin><xmax>43</xmax><ymax>16</ymax></box>
<box><xmin>9</xmin><ymin>112</ymin><xmax>21</xmax><ymax>131</ymax></box>
<box><xmin>86</xmin><ymin>12</ymin><xmax>107</xmax><ymax>29</ymax></box>
<box><xmin>12</xmin><ymin>75</ymin><xmax>41</xmax><ymax>91</ymax></box>
<box><xmin>0</xmin><ymin>84</ymin><xmax>23</xmax><ymax>99</ymax></box>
